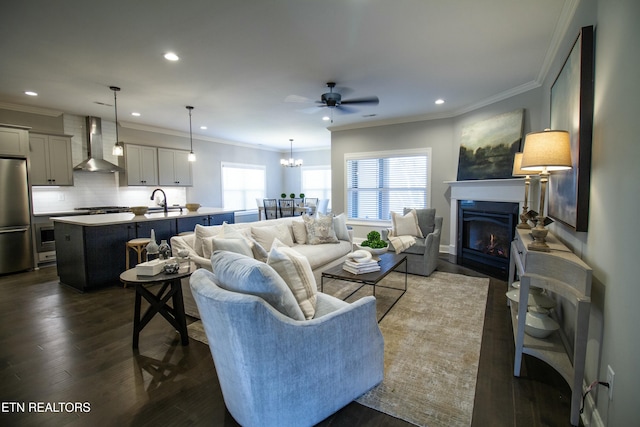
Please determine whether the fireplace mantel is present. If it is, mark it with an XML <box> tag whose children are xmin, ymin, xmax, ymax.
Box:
<box><xmin>446</xmin><ymin>179</ymin><xmax>525</xmax><ymax>255</ymax></box>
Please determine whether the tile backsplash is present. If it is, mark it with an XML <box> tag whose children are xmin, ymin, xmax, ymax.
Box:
<box><xmin>31</xmin><ymin>114</ymin><xmax>186</xmax><ymax>214</ymax></box>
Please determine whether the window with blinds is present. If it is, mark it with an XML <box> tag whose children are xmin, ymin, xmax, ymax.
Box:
<box><xmin>346</xmin><ymin>149</ymin><xmax>430</xmax><ymax>221</ymax></box>
<box><xmin>221</xmin><ymin>162</ymin><xmax>266</xmax><ymax>210</ymax></box>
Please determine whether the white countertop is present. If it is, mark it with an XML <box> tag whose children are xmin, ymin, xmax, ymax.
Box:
<box><xmin>51</xmin><ymin>207</ymin><xmax>235</xmax><ymax>226</ymax></box>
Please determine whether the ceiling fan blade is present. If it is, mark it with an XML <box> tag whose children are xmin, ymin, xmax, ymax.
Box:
<box><xmin>299</xmin><ymin>106</ymin><xmax>326</xmax><ymax>114</ymax></box>
<box><xmin>341</xmin><ymin>96</ymin><xmax>379</xmax><ymax>105</ymax></box>
<box><xmin>285</xmin><ymin>94</ymin><xmax>315</xmax><ymax>103</ymax></box>
<box><xmin>335</xmin><ymin>105</ymin><xmax>358</xmax><ymax>114</ymax></box>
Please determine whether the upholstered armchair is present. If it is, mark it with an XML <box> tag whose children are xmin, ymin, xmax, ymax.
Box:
<box><xmin>381</xmin><ymin>207</ymin><xmax>442</xmax><ymax>276</ymax></box>
<box><xmin>189</xmin><ymin>252</ymin><xmax>384</xmax><ymax>427</ymax></box>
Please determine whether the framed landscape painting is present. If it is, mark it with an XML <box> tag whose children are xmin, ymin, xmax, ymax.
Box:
<box><xmin>457</xmin><ymin>109</ymin><xmax>524</xmax><ymax>181</ymax></box>
<box><xmin>548</xmin><ymin>25</ymin><xmax>594</xmax><ymax>232</ymax></box>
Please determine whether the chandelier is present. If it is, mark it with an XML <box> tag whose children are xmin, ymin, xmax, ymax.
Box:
<box><xmin>281</xmin><ymin>139</ymin><xmax>303</xmax><ymax>167</ymax></box>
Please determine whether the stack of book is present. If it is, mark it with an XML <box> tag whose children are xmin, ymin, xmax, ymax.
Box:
<box><xmin>343</xmin><ymin>258</ymin><xmax>380</xmax><ymax>274</ymax></box>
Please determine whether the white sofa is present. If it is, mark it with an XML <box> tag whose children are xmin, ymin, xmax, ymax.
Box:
<box><xmin>171</xmin><ymin>215</ymin><xmax>353</xmax><ymax>318</ymax></box>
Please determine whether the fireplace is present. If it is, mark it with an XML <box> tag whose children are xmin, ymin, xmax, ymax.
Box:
<box><xmin>457</xmin><ymin>200</ymin><xmax>519</xmax><ymax>279</ymax></box>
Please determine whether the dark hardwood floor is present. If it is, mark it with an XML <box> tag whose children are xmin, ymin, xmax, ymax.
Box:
<box><xmin>0</xmin><ymin>257</ymin><xmax>574</xmax><ymax>426</ymax></box>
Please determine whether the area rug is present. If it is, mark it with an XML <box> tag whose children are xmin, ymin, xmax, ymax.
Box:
<box><xmin>188</xmin><ymin>270</ymin><xmax>489</xmax><ymax>427</ymax></box>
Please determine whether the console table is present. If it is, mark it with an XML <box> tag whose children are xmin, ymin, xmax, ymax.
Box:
<box><xmin>508</xmin><ymin>229</ymin><xmax>592</xmax><ymax>426</ymax></box>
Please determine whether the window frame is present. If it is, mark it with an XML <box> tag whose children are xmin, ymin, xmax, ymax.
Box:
<box><xmin>344</xmin><ymin>148</ymin><xmax>432</xmax><ymax>226</ymax></box>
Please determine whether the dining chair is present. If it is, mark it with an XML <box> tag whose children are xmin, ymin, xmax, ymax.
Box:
<box><xmin>263</xmin><ymin>199</ymin><xmax>278</xmax><ymax>219</ymax></box>
<box><xmin>278</xmin><ymin>199</ymin><xmax>295</xmax><ymax>217</ymax></box>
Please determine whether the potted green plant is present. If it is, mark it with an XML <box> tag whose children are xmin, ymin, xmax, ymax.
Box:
<box><xmin>299</xmin><ymin>193</ymin><xmax>305</xmax><ymax>199</ymax></box>
<box><xmin>359</xmin><ymin>230</ymin><xmax>389</xmax><ymax>255</ymax></box>
<box><xmin>281</xmin><ymin>193</ymin><xmax>287</xmax><ymax>198</ymax></box>
<box><xmin>289</xmin><ymin>193</ymin><xmax>296</xmax><ymax>199</ymax></box>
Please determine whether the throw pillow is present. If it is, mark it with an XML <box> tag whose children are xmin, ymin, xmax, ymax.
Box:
<box><xmin>268</xmin><ymin>239</ymin><xmax>317</xmax><ymax>320</ymax></box>
<box><xmin>221</xmin><ymin>222</ymin><xmax>268</xmax><ymax>261</ymax></box>
<box><xmin>210</xmin><ymin>237</ymin><xmax>254</xmax><ymax>258</ymax></box>
<box><xmin>291</xmin><ymin>220</ymin><xmax>307</xmax><ymax>244</ymax></box>
<box><xmin>405</xmin><ymin>207</ymin><xmax>436</xmax><ymax>235</ymax></box>
<box><xmin>332</xmin><ymin>213</ymin><xmax>350</xmax><ymax>241</ymax></box>
<box><xmin>210</xmin><ymin>251</ymin><xmax>305</xmax><ymax>320</ymax></box>
<box><xmin>303</xmin><ymin>213</ymin><xmax>339</xmax><ymax>245</ymax></box>
<box><xmin>194</xmin><ymin>224</ymin><xmax>223</xmax><ymax>257</ymax></box>
<box><xmin>251</xmin><ymin>224</ymin><xmax>294</xmax><ymax>251</ymax></box>
<box><xmin>391</xmin><ymin>209</ymin><xmax>424</xmax><ymax>237</ymax></box>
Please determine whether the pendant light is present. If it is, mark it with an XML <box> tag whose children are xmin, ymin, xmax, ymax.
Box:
<box><xmin>110</xmin><ymin>86</ymin><xmax>124</xmax><ymax>156</ymax></box>
<box><xmin>281</xmin><ymin>139</ymin><xmax>303</xmax><ymax>167</ymax></box>
<box><xmin>186</xmin><ymin>106</ymin><xmax>196</xmax><ymax>162</ymax></box>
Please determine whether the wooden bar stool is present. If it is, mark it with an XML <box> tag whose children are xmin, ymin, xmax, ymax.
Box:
<box><xmin>125</xmin><ymin>238</ymin><xmax>151</xmax><ymax>288</ymax></box>
<box><xmin>126</xmin><ymin>237</ymin><xmax>151</xmax><ymax>269</ymax></box>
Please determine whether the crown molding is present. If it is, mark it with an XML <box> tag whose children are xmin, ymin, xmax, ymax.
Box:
<box><xmin>0</xmin><ymin>102</ymin><xmax>63</xmax><ymax>117</ymax></box>
<box><xmin>119</xmin><ymin>121</ymin><xmax>284</xmax><ymax>153</ymax></box>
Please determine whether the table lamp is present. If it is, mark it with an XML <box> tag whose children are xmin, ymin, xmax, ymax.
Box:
<box><xmin>512</xmin><ymin>152</ymin><xmax>538</xmax><ymax>229</ymax></box>
<box><xmin>520</xmin><ymin>129</ymin><xmax>572</xmax><ymax>251</ymax></box>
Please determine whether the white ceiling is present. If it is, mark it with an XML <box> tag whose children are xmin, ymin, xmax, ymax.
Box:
<box><xmin>0</xmin><ymin>0</ymin><xmax>573</xmax><ymax>151</ymax></box>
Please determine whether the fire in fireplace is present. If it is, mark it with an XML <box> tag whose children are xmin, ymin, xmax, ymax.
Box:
<box><xmin>457</xmin><ymin>200</ymin><xmax>519</xmax><ymax>279</ymax></box>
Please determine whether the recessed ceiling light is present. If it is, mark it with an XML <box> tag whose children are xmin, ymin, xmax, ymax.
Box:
<box><xmin>435</xmin><ymin>99</ymin><xmax>445</xmax><ymax>105</ymax></box>
<box><xmin>25</xmin><ymin>91</ymin><xmax>38</xmax><ymax>96</ymax></box>
<box><xmin>200</xmin><ymin>126</ymin><xmax>207</xmax><ymax>130</ymax></box>
<box><xmin>131</xmin><ymin>112</ymin><xmax>141</xmax><ymax>117</ymax></box>
<box><xmin>164</xmin><ymin>52</ymin><xmax>179</xmax><ymax>61</ymax></box>
<box><xmin>322</xmin><ymin>116</ymin><xmax>330</xmax><ymax>121</ymax></box>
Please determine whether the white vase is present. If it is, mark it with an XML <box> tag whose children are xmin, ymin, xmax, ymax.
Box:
<box><xmin>523</xmin><ymin>306</ymin><xmax>559</xmax><ymax>339</ymax></box>
<box><xmin>146</xmin><ymin>229</ymin><xmax>159</xmax><ymax>262</ymax></box>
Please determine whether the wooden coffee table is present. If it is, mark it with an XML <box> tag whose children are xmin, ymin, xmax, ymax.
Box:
<box><xmin>120</xmin><ymin>261</ymin><xmax>196</xmax><ymax>349</ymax></box>
<box><xmin>321</xmin><ymin>252</ymin><xmax>407</xmax><ymax>322</ymax></box>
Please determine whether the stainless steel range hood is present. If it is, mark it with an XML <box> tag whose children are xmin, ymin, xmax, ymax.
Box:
<box><xmin>73</xmin><ymin>116</ymin><xmax>124</xmax><ymax>173</ymax></box>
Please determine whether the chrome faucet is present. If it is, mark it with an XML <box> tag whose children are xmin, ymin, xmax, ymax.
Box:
<box><xmin>150</xmin><ymin>188</ymin><xmax>168</xmax><ymax>213</ymax></box>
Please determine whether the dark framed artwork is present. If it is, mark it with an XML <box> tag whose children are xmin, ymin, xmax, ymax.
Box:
<box><xmin>456</xmin><ymin>109</ymin><xmax>524</xmax><ymax>181</ymax></box>
<box><xmin>548</xmin><ymin>25</ymin><xmax>594</xmax><ymax>232</ymax></box>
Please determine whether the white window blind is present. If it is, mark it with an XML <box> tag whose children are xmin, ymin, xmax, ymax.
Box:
<box><xmin>221</xmin><ymin>162</ymin><xmax>266</xmax><ymax>210</ymax></box>
<box><xmin>346</xmin><ymin>149</ymin><xmax>430</xmax><ymax>221</ymax></box>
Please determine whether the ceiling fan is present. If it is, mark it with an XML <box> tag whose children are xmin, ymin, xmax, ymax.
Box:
<box><xmin>288</xmin><ymin>82</ymin><xmax>379</xmax><ymax>122</ymax></box>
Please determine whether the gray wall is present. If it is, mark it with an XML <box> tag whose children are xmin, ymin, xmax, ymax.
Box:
<box><xmin>331</xmin><ymin>0</ymin><xmax>640</xmax><ymax>424</ymax></box>
<box><xmin>331</xmin><ymin>87</ymin><xmax>543</xmax><ymax>243</ymax></box>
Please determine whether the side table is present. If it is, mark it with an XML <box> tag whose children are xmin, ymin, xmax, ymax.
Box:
<box><xmin>120</xmin><ymin>261</ymin><xmax>196</xmax><ymax>349</ymax></box>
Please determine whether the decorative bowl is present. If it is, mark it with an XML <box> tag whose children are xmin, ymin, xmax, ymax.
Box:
<box><xmin>185</xmin><ymin>203</ymin><xmax>201</xmax><ymax>212</ymax></box>
<box><xmin>163</xmin><ymin>261</ymin><xmax>180</xmax><ymax>274</ymax></box>
<box><xmin>522</xmin><ymin>307</ymin><xmax>559</xmax><ymax>338</ymax></box>
<box><xmin>130</xmin><ymin>206</ymin><xmax>148</xmax><ymax>216</ymax></box>
<box><xmin>356</xmin><ymin>244</ymin><xmax>388</xmax><ymax>256</ymax></box>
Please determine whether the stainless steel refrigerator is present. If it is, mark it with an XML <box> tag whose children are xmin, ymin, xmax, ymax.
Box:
<box><xmin>0</xmin><ymin>158</ymin><xmax>34</xmax><ymax>274</ymax></box>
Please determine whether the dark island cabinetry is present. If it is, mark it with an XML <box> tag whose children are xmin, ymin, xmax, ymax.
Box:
<box><xmin>55</xmin><ymin>222</ymin><xmax>136</xmax><ymax>291</ymax></box>
<box><xmin>176</xmin><ymin>212</ymin><xmax>234</xmax><ymax>233</ymax></box>
<box><xmin>53</xmin><ymin>209</ymin><xmax>235</xmax><ymax>292</ymax></box>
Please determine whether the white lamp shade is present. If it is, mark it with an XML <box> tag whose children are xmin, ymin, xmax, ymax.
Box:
<box><xmin>521</xmin><ymin>130</ymin><xmax>572</xmax><ymax>171</ymax></box>
<box><xmin>512</xmin><ymin>152</ymin><xmax>530</xmax><ymax>176</ymax></box>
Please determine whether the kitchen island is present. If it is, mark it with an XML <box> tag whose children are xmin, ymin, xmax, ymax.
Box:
<box><xmin>53</xmin><ymin>208</ymin><xmax>235</xmax><ymax>292</ymax></box>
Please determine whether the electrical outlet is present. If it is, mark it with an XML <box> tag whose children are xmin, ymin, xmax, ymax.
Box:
<box><xmin>607</xmin><ymin>365</ymin><xmax>615</xmax><ymax>400</ymax></box>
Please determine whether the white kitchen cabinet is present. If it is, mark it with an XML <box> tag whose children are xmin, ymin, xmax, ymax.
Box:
<box><xmin>29</xmin><ymin>133</ymin><xmax>74</xmax><ymax>186</ymax></box>
<box><xmin>0</xmin><ymin>125</ymin><xmax>30</xmax><ymax>157</ymax></box>
<box><xmin>158</xmin><ymin>148</ymin><xmax>192</xmax><ymax>186</ymax></box>
<box><xmin>125</xmin><ymin>144</ymin><xmax>158</xmax><ymax>186</ymax></box>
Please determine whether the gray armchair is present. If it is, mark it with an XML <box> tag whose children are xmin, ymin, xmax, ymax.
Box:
<box><xmin>381</xmin><ymin>208</ymin><xmax>442</xmax><ymax>276</ymax></box>
<box><xmin>189</xmin><ymin>253</ymin><xmax>384</xmax><ymax>427</ymax></box>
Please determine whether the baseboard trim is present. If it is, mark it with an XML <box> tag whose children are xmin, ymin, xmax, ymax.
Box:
<box><xmin>580</xmin><ymin>380</ymin><xmax>606</xmax><ymax>427</ymax></box>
